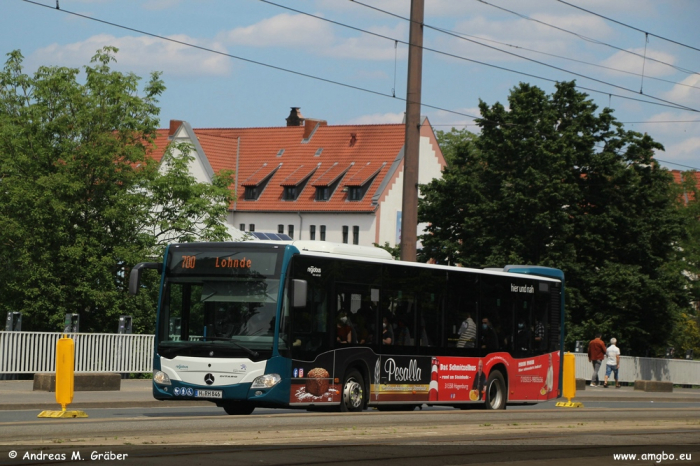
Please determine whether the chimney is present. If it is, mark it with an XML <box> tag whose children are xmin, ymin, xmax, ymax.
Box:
<box><xmin>169</xmin><ymin>119</ymin><xmax>183</xmax><ymax>137</ymax></box>
<box><xmin>286</xmin><ymin>107</ymin><xmax>305</xmax><ymax>127</ymax></box>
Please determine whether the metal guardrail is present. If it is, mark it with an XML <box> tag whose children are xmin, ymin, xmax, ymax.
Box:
<box><xmin>0</xmin><ymin>331</ymin><xmax>153</xmax><ymax>374</ymax></box>
<box><xmin>573</xmin><ymin>352</ymin><xmax>700</xmax><ymax>385</ymax></box>
<box><xmin>1</xmin><ymin>331</ymin><xmax>698</xmax><ymax>383</ymax></box>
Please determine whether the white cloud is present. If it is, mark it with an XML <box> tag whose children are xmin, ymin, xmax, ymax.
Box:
<box><xmin>28</xmin><ymin>34</ymin><xmax>231</xmax><ymax>77</ymax></box>
<box><xmin>640</xmin><ymin>111</ymin><xmax>700</xmax><ymax>139</ymax></box>
<box><xmin>662</xmin><ymin>75</ymin><xmax>700</xmax><ymax>108</ymax></box>
<box><xmin>220</xmin><ymin>13</ymin><xmax>405</xmax><ymax>61</ymax></box>
<box><xmin>345</xmin><ymin>112</ymin><xmax>404</xmax><ymax>124</ymax></box>
<box><xmin>221</xmin><ymin>13</ymin><xmax>334</xmax><ymax>48</ymax></box>
<box><xmin>600</xmin><ymin>48</ymin><xmax>678</xmax><ymax>78</ymax></box>
<box><xmin>433</xmin><ymin>14</ymin><xmax>610</xmax><ymax>65</ymax></box>
<box><xmin>664</xmin><ymin>137</ymin><xmax>700</xmax><ymax>164</ymax></box>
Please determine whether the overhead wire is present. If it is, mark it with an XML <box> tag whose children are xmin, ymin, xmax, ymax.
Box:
<box><xmin>23</xmin><ymin>0</ymin><xmax>699</xmax><ymax>170</ymax></box>
<box><xmin>422</xmin><ymin>27</ymin><xmax>700</xmax><ymax>92</ymax></box>
<box><xmin>555</xmin><ymin>0</ymin><xmax>700</xmax><ymax>54</ymax></box>
<box><xmin>473</xmin><ymin>0</ymin><xmax>700</xmax><ymax>76</ymax></box>
<box><xmin>20</xmin><ymin>0</ymin><xmax>480</xmax><ymax>121</ymax></box>
<box><xmin>263</xmin><ymin>0</ymin><xmax>698</xmax><ymax>113</ymax></box>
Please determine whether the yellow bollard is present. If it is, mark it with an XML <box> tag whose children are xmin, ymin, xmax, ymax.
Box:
<box><xmin>38</xmin><ymin>334</ymin><xmax>88</xmax><ymax>418</ymax></box>
<box><xmin>555</xmin><ymin>352</ymin><xmax>584</xmax><ymax>408</ymax></box>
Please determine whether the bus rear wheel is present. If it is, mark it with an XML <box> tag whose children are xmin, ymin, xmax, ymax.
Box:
<box><xmin>484</xmin><ymin>371</ymin><xmax>506</xmax><ymax>410</ymax></box>
<box><xmin>222</xmin><ymin>401</ymin><xmax>255</xmax><ymax>415</ymax></box>
<box><xmin>340</xmin><ymin>370</ymin><xmax>365</xmax><ymax>412</ymax></box>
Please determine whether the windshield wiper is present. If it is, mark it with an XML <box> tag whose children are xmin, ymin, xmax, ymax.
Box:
<box><xmin>202</xmin><ymin>337</ymin><xmax>260</xmax><ymax>358</ymax></box>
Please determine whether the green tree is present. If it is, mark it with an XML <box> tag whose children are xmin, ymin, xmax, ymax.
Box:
<box><xmin>142</xmin><ymin>141</ymin><xmax>234</xmax><ymax>250</ymax></box>
<box><xmin>419</xmin><ymin>81</ymin><xmax>691</xmax><ymax>355</ymax></box>
<box><xmin>0</xmin><ymin>48</ymin><xmax>234</xmax><ymax>334</ymax></box>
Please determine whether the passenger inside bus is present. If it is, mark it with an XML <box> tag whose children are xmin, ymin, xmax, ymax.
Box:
<box><xmin>381</xmin><ymin>316</ymin><xmax>393</xmax><ymax>345</ymax></box>
<box><xmin>514</xmin><ymin>317</ymin><xmax>531</xmax><ymax>357</ymax></box>
<box><xmin>456</xmin><ymin>312</ymin><xmax>476</xmax><ymax>348</ymax></box>
<box><xmin>480</xmin><ymin>318</ymin><xmax>499</xmax><ymax>350</ymax></box>
<box><xmin>336</xmin><ymin>311</ymin><xmax>353</xmax><ymax>344</ymax></box>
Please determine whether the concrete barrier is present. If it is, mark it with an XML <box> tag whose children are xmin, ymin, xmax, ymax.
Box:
<box><xmin>634</xmin><ymin>380</ymin><xmax>673</xmax><ymax>392</ymax></box>
<box><xmin>33</xmin><ymin>372</ymin><xmax>121</xmax><ymax>392</ymax></box>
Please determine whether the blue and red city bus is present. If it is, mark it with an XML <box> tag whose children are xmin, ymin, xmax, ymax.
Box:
<box><xmin>130</xmin><ymin>240</ymin><xmax>564</xmax><ymax>414</ymax></box>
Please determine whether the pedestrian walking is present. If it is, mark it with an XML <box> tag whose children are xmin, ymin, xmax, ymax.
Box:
<box><xmin>604</xmin><ymin>337</ymin><xmax>621</xmax><ymax>388</ymax></box>
<box><xmin>587</xmin><ymin>333</ymin><xmax>606</xmax><ymax>387</ymax></box>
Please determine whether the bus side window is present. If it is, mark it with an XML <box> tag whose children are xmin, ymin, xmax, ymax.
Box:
<box><xmin>533</xmin><ymin>287</ymin><xmax>550</xmax><ymax>355</ymax></box>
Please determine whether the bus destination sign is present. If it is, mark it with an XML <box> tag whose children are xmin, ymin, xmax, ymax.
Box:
<box><xmin>168</xmin><ymin>250</ymin><xmax>279</xmax><ymax>277</ymax></box>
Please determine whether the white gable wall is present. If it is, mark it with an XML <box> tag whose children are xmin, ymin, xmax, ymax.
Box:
<box><xmin>376</xmin><ymin>133</ymin><xmax>443</xmax><ymax>248</ymax></box>
<box><xmin>167</xmin><ymin>126</ymin><xmax>212</xmax><ymax>184</ymax></box>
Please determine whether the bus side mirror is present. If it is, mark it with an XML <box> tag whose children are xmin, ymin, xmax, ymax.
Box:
<box><xmin>293</xmin><ymin>279</ymin><xmax>307</xmax><ymax>308</ymax></box>
<box><xmin>129</xmin><ymin>262</ymin><xmax>162</xmax><ymax>295</ymax></box>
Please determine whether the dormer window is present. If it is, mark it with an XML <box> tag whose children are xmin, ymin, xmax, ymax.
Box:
<box><xmin>316</xmin><ymin>186</ymin><xmax>331</xmax><ymax>201</ymax></box>
<box><xmin>312</xmin><ymin>163</ymin><xmax>351</xmax><ymax>202</ymax></box>
<box><xmin>241</xmin><ymin>163</ymin><xmax>281</xmax><ymax>202</ymax></box>
<box><xmin>283</xmin><ymin>186</ymin><xmax>298</xmax><ymax>200</ymax></box>
<box><xmin>244</xmin><ymin>186</ymin><xmax>258</xmax><ymax>200</ymax></box>
<box><xmin>348</xmin><ymin>186</ymin><xmax>363</xmax><ymax>201</ymax></box>
<box><xmin>280</xmin><ymin>165</ymin><xmax>317</xmax><ymax>202</ymax></box>
<box><xmin>344</xmin><ymin>162</ymin><xmax>383</xmax><ymax>202</ymax></box>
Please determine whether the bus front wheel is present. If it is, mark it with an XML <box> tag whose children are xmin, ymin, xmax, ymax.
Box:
<box><xmin>340</xmin><ymin>370</ymin><xmax>365</xmax><ymax>412</ymax></box>
<box><xmin>485</xmin><ymin>371</ymin><xmax>506</xmax><ymax>410</ymax></box>
<box><xmin>222</xmin><ymin>401</ymin><xmax>255</xmax><ymax>415</ymax></box>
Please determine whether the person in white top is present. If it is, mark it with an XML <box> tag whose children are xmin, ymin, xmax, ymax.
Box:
<box><xmin>456</xmin><ymin>313</ymin><xmax>476</xmax><ymax>348</ymax></box>
<box><xmin>604</xmin><ymin>337</ymin><xmax>621</xmax><ymax>388</ymax></box>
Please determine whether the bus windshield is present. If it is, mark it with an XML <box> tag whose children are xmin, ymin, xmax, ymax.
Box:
<box><xmin>157</xmin><ymin>247</ymin><xmax>283</xmax><ymax>359</ymax></box>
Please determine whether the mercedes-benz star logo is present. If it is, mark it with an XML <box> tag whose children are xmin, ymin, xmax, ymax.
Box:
<box><xmin>204</xmin><ymin>373</ymin><xmax>215</xmax><ymax>385</ymax></box>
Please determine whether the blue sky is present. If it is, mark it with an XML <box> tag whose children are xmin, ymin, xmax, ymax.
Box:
<box><xmin>3</xmin><ymin>0</ymin><xmax>700</xmax><ymax>170</ymax></box>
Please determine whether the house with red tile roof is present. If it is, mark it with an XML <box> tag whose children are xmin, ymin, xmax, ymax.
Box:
<box><xmin>671</xmin><ymin>169</ymin><xmax>700</xmax><ymax>204</ymax></box>
<box><xmin>153</xmin><ymin>108</ymin><xmax>446</xmax><ymax>247</ymax></box>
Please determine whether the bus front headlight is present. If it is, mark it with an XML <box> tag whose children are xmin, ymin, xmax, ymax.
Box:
<box><xmin>251</xmin><ymin>374</ymin><xmax>281</xmax><ymax>389</ymax></box>
<box><xmin>153</xmin><ymin>370</ymin><xmax>171</xmax><ymax>385</ymax></box>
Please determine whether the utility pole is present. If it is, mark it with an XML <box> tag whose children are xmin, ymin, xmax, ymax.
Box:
<box><xmin>400</xmin><ymin>0</ymin><xmax>424</xmax><ymax>262</ymax></box>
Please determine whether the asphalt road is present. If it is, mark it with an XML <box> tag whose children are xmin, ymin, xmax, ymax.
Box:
<box><xmin>0</xmin><ymin>403</ymin><xmax>699</xmax><ymax>465</ymax></box>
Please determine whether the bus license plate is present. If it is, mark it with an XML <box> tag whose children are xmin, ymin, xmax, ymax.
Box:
<box><xmin>195</xmin><ymin>390</ymin><xmax>222</xmax><ymax>399</ymax></box>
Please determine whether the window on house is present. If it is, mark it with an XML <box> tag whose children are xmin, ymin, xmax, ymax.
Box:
<box><xmin>348</xmin><ymin>187</ymin><xmax>362</xmax><ymax>201</ymax></box>
<box><xmin>239</xmin><ymin>224</ymin><xmax>245</xmax><ymax>231</ymax></box>
<box><xmin>288</xmin><ymin>225</ymin><xmax>294</xmax><ymax>239</ymax></box>
<box><xmin>320</xmin><ymin>225</ymin><xmax>326</xmax><ymax>241</ymax></box>
<box><xmin>249</xmin><ymin>224</ymin><xmax>255</xmax><ymax>232</ymax></box>
<box><xmin>310</xmin><ymin>225</ymin><xmax>316</xmax><ymax>241</ymax></box>
<box><xmin>315</xmin><ymin>186</ymin><xmax>330</xmax><ymax>201</ymax></box>
<box><xmin>283</xmin><ymin>186</ymin><xmax>298</xmax><ymax>201</ymax></box>
<box><xmin>342</xmin><ymin>226</ymin><xmax>349</xmax><ymax>244</ymax></box>
<box><xmin>244</xmin><ymin>186</ymin><xmax>258</xmax><ymax>200</ymax></box>
<box><xmin>278</xmin><ymin>225</ymin><xmax>284</xmax><ymax>234</ymax></box>
<box><xmin>353</xmin><ymin>226</ymin><xmax>359</xmax><ymax>245</ymax></box>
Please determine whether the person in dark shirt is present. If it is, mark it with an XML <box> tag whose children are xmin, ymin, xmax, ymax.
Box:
<box><xmin>514</xmin><ymin>317</ymin><xmax>531</xmax><ymax>357</ymax></box>
<box><xmin>381</xmin><ymin>316</ymin><xmax>394</xmax><ymax>345</ymax></box>
<box><xmin>480</xmin><ymin>318</ymin><xmax>499</xmax><ymax>351</ymax></box>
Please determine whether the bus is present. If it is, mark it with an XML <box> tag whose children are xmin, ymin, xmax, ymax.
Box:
<box><xmin>129</xmin><ymin>240</ymin><xmax>564</xmax><ymax>415</ymax></box>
